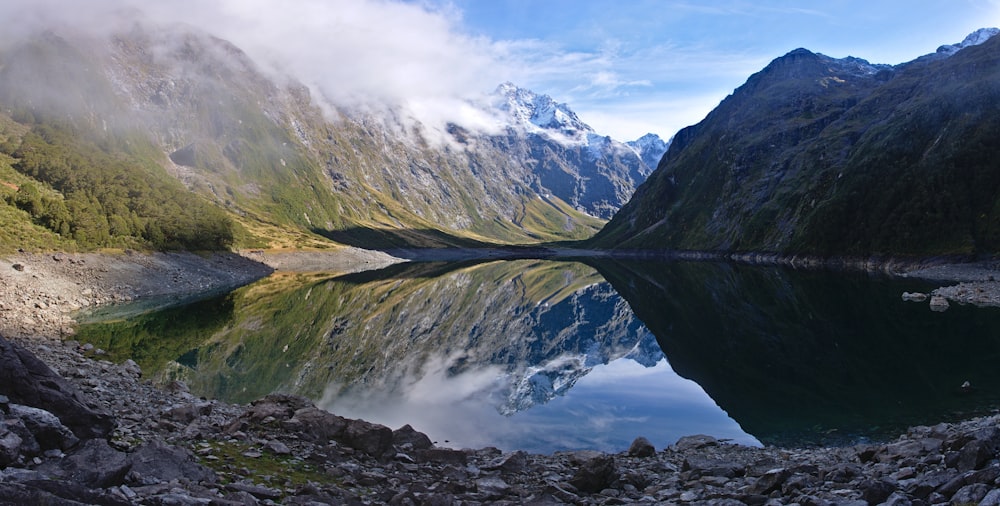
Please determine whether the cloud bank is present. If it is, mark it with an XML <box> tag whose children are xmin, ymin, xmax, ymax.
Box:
<box><xmin>0</xmin><ymin>0</ymin><xmax>516</xmax><ymax>137</ymax></box>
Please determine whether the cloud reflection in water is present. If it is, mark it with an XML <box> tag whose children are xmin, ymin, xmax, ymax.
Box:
<box><xmin>318</xmin><ymin>353</ymin><xmax>758</xmax><ymax>453</ymax></box>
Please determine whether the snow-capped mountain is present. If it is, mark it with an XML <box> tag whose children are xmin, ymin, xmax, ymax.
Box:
<box><xmin>936</xmin><ymin>27</ymin><xmax>1000</xmax><ymax>57</ymax></box>
<box><xmin>626</xmin><ymin>133</ymin><xmax>671</xmax><ymax>171</ymax></box>
<box><xmin>491</xmin><ymin>82</ymin><xmax>648</xmax><ymax>161</ymax></box>
<box><xmin>0</xmin><ymin>24</ymin><xmax>660</xmax><ymax>249</ymax></box>
<box><xmin>481</xmin><ymin>82</ymin><xmax>656</xmax><ymax>219</ymax></box>
<box><xmin>494</xmin><ymin>81</ymin><xmax>591</xmax><ymax>137</ymax></box>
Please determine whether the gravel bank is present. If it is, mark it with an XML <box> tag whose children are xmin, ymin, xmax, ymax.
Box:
<box><xmin>0</xmin><ymin>250</ymin><xmax>275</xmax><ymax>340</ymax></box>
<box><xmin>0</xmin><ymin>247</ymin><xmax>406</xmax><ymax>340</ymax></box>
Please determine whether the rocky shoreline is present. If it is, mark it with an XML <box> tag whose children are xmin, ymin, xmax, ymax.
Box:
<box><xmin>2</xmin><ymin>250</ymin><xmax>1000</xmax><ymax>505</ymax></box>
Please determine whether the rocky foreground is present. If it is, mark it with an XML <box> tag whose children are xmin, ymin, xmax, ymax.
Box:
<box><xmin>3</xmin><ymin>251</ymin><xmax>1000</xmax><ymax>505</ymax></box>
<box><xmin>2</xmin><ymin>334</ymin><xmax>1000</xmax><ymax>506</ymax></box>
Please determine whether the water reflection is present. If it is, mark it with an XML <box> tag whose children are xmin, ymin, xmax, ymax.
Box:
<box><xmin>78</xmin><ymin>259</ymin><xmax>747</xmax><ymax>452</ymax></box>
<box><xmin>318</xmin><ymin>353</ymin><xmax>758</xmax><ymax>453</ymax></box>
<box><xmin>592</xmin><ymin>259</ymin><xmax>1000</xmax><ymax>446</ymax></box>
<box><xmin>74</xmin><ymin>258</ymin><xmax>1000</xmax><ymax>451</ymax></box>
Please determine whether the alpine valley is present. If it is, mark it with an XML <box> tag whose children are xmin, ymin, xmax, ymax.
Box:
<box><xmin>0</xmin><ymin>23</ymin><xmax>664</xmax><ymax>254</ymax></box>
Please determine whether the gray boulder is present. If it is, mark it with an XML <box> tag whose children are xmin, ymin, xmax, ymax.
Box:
<box><xmin>342</xmin><ymin>418</ymin><xmax>393</xmax><ymax>457</ymax></box>
<box><xmin>673</xmin><ymin>434</ymin><xmax>719</xmax><ymax>451</ymax></box>
<box><xmin>36</xmin><ymin>439</ymin><xmax>129</xmax><ymax>488</ymax></box>
<box><xmin>627</xmin><ymin>436</ymin><xmax>656</xmax><ymax>457</ymax></box>
<box><xmin>0</xmin><ymin>335</ymin><xmax>114</xmax><ymax>440</ymax></box>
<box><xmin>0</xmin><ymin>481</ymin><xmax>129</xmax><ymax>506</ymax></box>
<box><xmin>392</xmin><ymin>424</ymin><xmax>433</xmax><ymax>451</ymax></box>
<box><xmin>568</xmin><ymin>454</ymin><xmax>618</xmax><ymax>494</ymax></box>
<box><xmin>127</xmin><ymin>439</ymin><xmax>217</xmax><ymax>485</ymax></box>
<box><xmin>7</xmin><ymin>404</ymin><xmax>78</xmax><ymax>451</ymax></box>
<box><xmin>283</xmin><ymin>406</ymin><xmax>348</xmax><ymax>443</ymax></box>
<box><xmin>0</xmin><ymin>425</ymin><xmax>25</xmax><ymax>466</ymax></box>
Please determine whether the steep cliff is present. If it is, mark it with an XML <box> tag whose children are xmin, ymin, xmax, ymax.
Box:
<box><xmin>592</xmin><ymin>29</ymin><xmax>1000</xmax><ymax>257</ymax></box>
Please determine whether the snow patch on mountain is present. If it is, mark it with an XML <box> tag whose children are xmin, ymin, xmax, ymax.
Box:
<box><xmin>829</xmin><ymin>56</ymin><xmax>892</xmax><ymax>77</ymax></box>
<box><xmin>936</xmin><ymin>27</ymin><xmax>1000</xmax><ymax>56</ymax></box>
<box><xmin>626</xmin><ymin>133</ymin><xmax>670</xmax><ymax>172</ymax></box>
<box><xmin>491</xmin><ymin>82</ymin><xmax>637</xmax><ymax>161</ymax></box>
<box><xmin>493</xmin><ymin>82</ymin><xmax>590</xmax><ymax>136</ymax></box>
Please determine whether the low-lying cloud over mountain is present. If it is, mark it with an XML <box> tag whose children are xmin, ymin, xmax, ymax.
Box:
<box><xmin>0</xmin><ymin>0</ymin><xmax>520</xmax><ymax>138</ymax></box>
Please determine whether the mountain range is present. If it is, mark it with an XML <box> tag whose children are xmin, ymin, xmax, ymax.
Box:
<box><xmin>0</xmin><ymin>24</ymin><xmax>665</xmax><ymax>254</ymax></box>
<box><xmin>591</xmin><ymin>28</ymin><xmax>1000</xmax><ymax>258</ymax></box>
<box><xmin>2</xmin><ymin>21</ymin><xmax>997</xmax><ymax>261</ymax></box>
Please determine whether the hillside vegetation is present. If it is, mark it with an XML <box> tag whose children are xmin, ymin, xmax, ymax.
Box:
<box><xmin>0</xmin><ymin>27</ymin><xmax>621</xmax><ymax>254</ymax></box>
<box><xmin>591</xmin><ymin>32</ymin><xmax>1000</xmax><ymax>258</ymax></box>
<box><xmin>0</xmin><ymin>120</ymin><xmax>235</xmax><ymax>251</ymax></box>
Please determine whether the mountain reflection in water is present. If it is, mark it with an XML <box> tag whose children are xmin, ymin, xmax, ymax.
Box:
<box><xmin>75</xmin><ymin>259</ymin><xmax>1000</xmax><ymax>451</ymax></box>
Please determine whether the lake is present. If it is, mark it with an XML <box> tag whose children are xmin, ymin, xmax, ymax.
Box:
<box><xmin>74</xmin><ymin>258</ymin><xmax>1000</xmax><ymax>453</ymax></box>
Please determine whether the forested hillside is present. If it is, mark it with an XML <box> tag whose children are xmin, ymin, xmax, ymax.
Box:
<box><xmin>1</xmin><ymin>120</ymin><xmax>235</xmax><ymax>251</ymax></box>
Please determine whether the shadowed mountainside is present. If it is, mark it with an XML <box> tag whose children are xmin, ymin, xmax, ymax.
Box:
<box><xmin>590</xmin><ymin>259</ymin><xmax>1000</xmax><ymax>445</ymax></box>
<box><xmin>591</xmin><ymin>29</ymin><xmax>1000</xmax><ymax>258</ymax></box>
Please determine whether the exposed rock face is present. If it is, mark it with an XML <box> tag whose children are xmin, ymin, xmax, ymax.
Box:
<box><xmin>489</xmin><ymin>83</ymin><xmax>656</xmax><ymax>220</ymax></box>
<box><xmin>626</xmin><ymin>132</ymin><xmax>671</xmax><ymax>171</ymax></box>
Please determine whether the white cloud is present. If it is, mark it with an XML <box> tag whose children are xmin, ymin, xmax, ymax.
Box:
<box><xmin>0</xmin><ymin>0</ymin><xmax>514</xmax><ymax>138</ymax></box>
<box><xmin>0</xmin><ymin>0</ymin><xmax>768</xmax><ymax>142</ymax></box>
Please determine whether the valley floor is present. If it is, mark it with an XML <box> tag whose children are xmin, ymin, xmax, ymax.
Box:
<box><xmin>2</xmin><ymin>249</ymin><xmax>1000</xmax><ymax>504</ymax></box>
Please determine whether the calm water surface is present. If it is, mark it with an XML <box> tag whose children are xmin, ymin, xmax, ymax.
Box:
<box><xmin>76</xmin><ymin>259</ymin><xmax>1000</xmax><ymax>453</ymax></box>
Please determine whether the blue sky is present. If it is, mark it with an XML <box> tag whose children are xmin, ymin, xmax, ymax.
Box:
<box><xmin>4</xmin><ymin>0</ymin><xmax>998</xmax><ymax>143</ymax></box>
<box><xmin>423</xmin><ymin>0</ymin><xmax>1000</xmax><ymax>140</ymax></box>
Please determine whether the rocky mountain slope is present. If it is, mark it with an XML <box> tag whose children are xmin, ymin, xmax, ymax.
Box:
<box><xmin>626</xmin><ymin>133</ymin><xmax>670</xmax><ymax>174</ymax></box>
<box><xmin>489</xmin><ymin>83</ymin><xmax>658</xmax><ymax>219</ymax></box>
<box><xmin>591</xmin><ymin>28</ymin><xmax>1000</xmax><ymax>257</ymax></box>
<box><xmin>0</xmin><ymin>23</ymin><xmax>660</xmax><ymax>254</ymax></box>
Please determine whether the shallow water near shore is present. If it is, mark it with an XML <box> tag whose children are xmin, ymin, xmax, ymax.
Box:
<box><xmin>74</xmin><ymin>259</ymin><xmax>1000</xmax><ymax>453</ymax></box>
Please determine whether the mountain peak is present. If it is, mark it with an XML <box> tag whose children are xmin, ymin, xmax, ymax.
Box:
<box><xmin>626</xmin><ymin>133</ymin><xmax>670</xmax><ymax>171</ymax></box>
<box><xmin>591</xmin><ymin>27</ymin><xmax>1000</xmax><ymax>257</ymax></box>
<box><xmin>936</xmin><ymin>27</ymin><xmax>1000</xmax><ymax>56</ymax></box>
<box><xmin>492</xmin><ymin>82</ymin><xmax>593</xmax><ymax>137</ymax></box>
